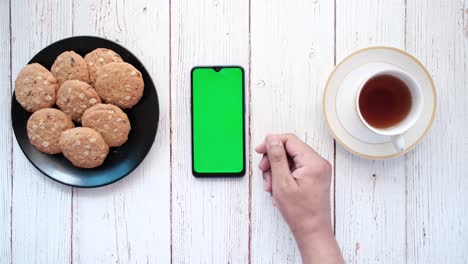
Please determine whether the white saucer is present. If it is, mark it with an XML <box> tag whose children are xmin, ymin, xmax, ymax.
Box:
<box><xmin>323</xmin><ymin>47</ymin><xmax>437</xmax><ymax>159</ymax></box>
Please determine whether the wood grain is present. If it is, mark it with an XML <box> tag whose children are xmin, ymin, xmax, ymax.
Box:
<box><xmin>5</xmin><ymin>1</ymin><xmax>468</xmax><ymax>263</ymax></box>
<box><xmin>250</xmin><ymin>0</ymin><xmax>335</xmax><ymax>263</ymax></box>
<box><xmin>71</xmin><ymin>0</ymin><xmax>171</xmax><ymax>263</ymax></box>
<box><xmin>0</xmin><ymin>0</ymin><xmax>12</xmax><ymax>262</ymax></box>
<box><xmin>334</xmin><ymin>0</ymin><xmax>407</xmax><ymax>263</ymax></box>
<box><xmin>406</xmin><ymin>0</ymin><xmax>468</xmax><ymax>263</ymax></box>
<box><xmin>170</xmin><ymin>0</ymin><xmax>250</xmax><ymax>262</ymax></box>
<box><xmin>10</xmin><ymin>1</ymin><xmax>73</xmax><ymax>263</ymax></box>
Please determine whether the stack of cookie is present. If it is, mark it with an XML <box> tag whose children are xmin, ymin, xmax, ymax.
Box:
<box><xmin>15</xmin><ymin>48</ymin><xmax>144</xmax><ymax>169</ymax></box>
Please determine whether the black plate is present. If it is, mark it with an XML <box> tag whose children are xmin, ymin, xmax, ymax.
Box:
<box><xmin>11</xmin><ymin>36</ymin><xmax>159</xmax><ymax>188</ymax></box>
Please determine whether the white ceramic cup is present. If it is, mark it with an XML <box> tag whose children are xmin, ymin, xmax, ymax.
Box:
<box><xmin>355</xmin><ymin>68</ymin><xmax>424</xmax><ymax>151</ymax></box>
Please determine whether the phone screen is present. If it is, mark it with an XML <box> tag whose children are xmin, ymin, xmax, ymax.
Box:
<box><xmin>191</xmin><ymin>66</ymin><xmax>245</xmax><ymax>177</ymax></box>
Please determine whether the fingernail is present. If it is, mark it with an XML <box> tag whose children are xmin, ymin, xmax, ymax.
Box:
<box><xmin>266</xmin><ymin>136</ymin><xmax>280</xmax><ymax>148</ymax></box>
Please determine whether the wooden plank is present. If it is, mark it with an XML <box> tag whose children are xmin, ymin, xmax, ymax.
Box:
<box><xmin>334</xmin><ymin>0</ymin><xmax>407</xmax><ymax>263</ymax></box>
<box><xmin>10</xmin><ymin>1</ymin><xmax>73</xmax><ymax>263</ymax></box>
<box><xmin>406</xmin><ymin>0</ymin><xmax>468</xmax><ymax>262</ymax></box>
<box><xmin>170</xmin><ymin>0</ymin><xmax>250</xmax><ymax>262</ymax></box>
<box><xmin>250</xmin><ymin>0</ymin><xmax>335</xmax><ymax>263</ymax></box>
<box><xmin>71</xmin><ymin>0</ymin><xmax>171</xmax><ymax>263</ymax></box>
<box><xmin>0</xmin><ymin>0</ymin><xmax>12</xmax><ymax>262</ymax></box>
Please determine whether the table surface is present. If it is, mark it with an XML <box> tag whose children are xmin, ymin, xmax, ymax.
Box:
<box><xmin>1</xmin><ymin>0</ymin><xmax>467</xmax><ymax>263</ymax></box>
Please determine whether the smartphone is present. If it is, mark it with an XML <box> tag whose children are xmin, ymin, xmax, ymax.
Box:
<box><xmin>191</xmin><ymin>66</ymin><xmax>245</xmax><ymax>177</ymax></box>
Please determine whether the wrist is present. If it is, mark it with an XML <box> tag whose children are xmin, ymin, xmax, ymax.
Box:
<box><xmin>291</xmin><ymin>213</ymin><xmax>333</xmax><ymax>241</ymax></box>
<box><xmin>291</xmin><ymin>217</ymin><xmax>343</xmax><ymax>264</ymax></box>
<box><xmin>293</xmin><ymin>220</ymin><xmax>334</xmax><ymax>249</ymax></box>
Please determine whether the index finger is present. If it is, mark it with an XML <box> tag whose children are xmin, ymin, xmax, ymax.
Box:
<box><xmin>265</xmin><ymin>135</ymin><xmax>295</xmax><ymax>189</ymax></box>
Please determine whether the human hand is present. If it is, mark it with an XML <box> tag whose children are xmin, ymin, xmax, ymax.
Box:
<box><xmin>256</xmin><ymin>133</ymin><xmax>343</xmax><ymax>264</ymax></box>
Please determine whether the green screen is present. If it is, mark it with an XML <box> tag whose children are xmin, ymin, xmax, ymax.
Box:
<box><xmin>192</xmin><ymin>67</ymin><xmax>244</xmax><ymax>175</ymax></box>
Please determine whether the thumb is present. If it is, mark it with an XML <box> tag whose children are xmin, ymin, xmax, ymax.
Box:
<box><xmin>266</xmin><ymin>135</ymin><xmax>292</xmax><ymax>186</ymax></box>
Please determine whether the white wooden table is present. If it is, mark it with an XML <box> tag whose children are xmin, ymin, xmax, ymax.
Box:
<box><xmin>1</xmin><ymin>0</ymin><xmax>467</xmax><ymax>263</ymax></box>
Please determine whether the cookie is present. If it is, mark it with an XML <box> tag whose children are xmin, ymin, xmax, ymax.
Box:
<box><xmin>82</xmin><ymin>104</ymin><xmax>131</xmax><ymax>147</ymax></box>
<box><xmin>59</xmin><ymin>127</ymin><xmax>109</xmax><ymax>168</ymax></box>
<box><xmin>15</xmin><ymin>63</ymin><xmax>58</xmax><ymax>112</ymax></box>
<box><xmin>56</xmin><ymin>80</ymin><xmax>102</xmax><ymax>122</ymax></box>
<box><xmin>84</xmin><ymin>48</ymin><xmax>123</xmax><ymax>86</ymax></box>
<box><xmin>27</xmin><ymin>108</ymin><xmax>74</xmax><ymax>154</ymax></box>
<box><xmin>51</xmin><ymin>51</ymin><xmax>90</xmax><ymax>86</ymax></box>
<box><xmin>95</xmin><ymin>62</ymin><xmax>144</xmax><ymax>109</ymax></box>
